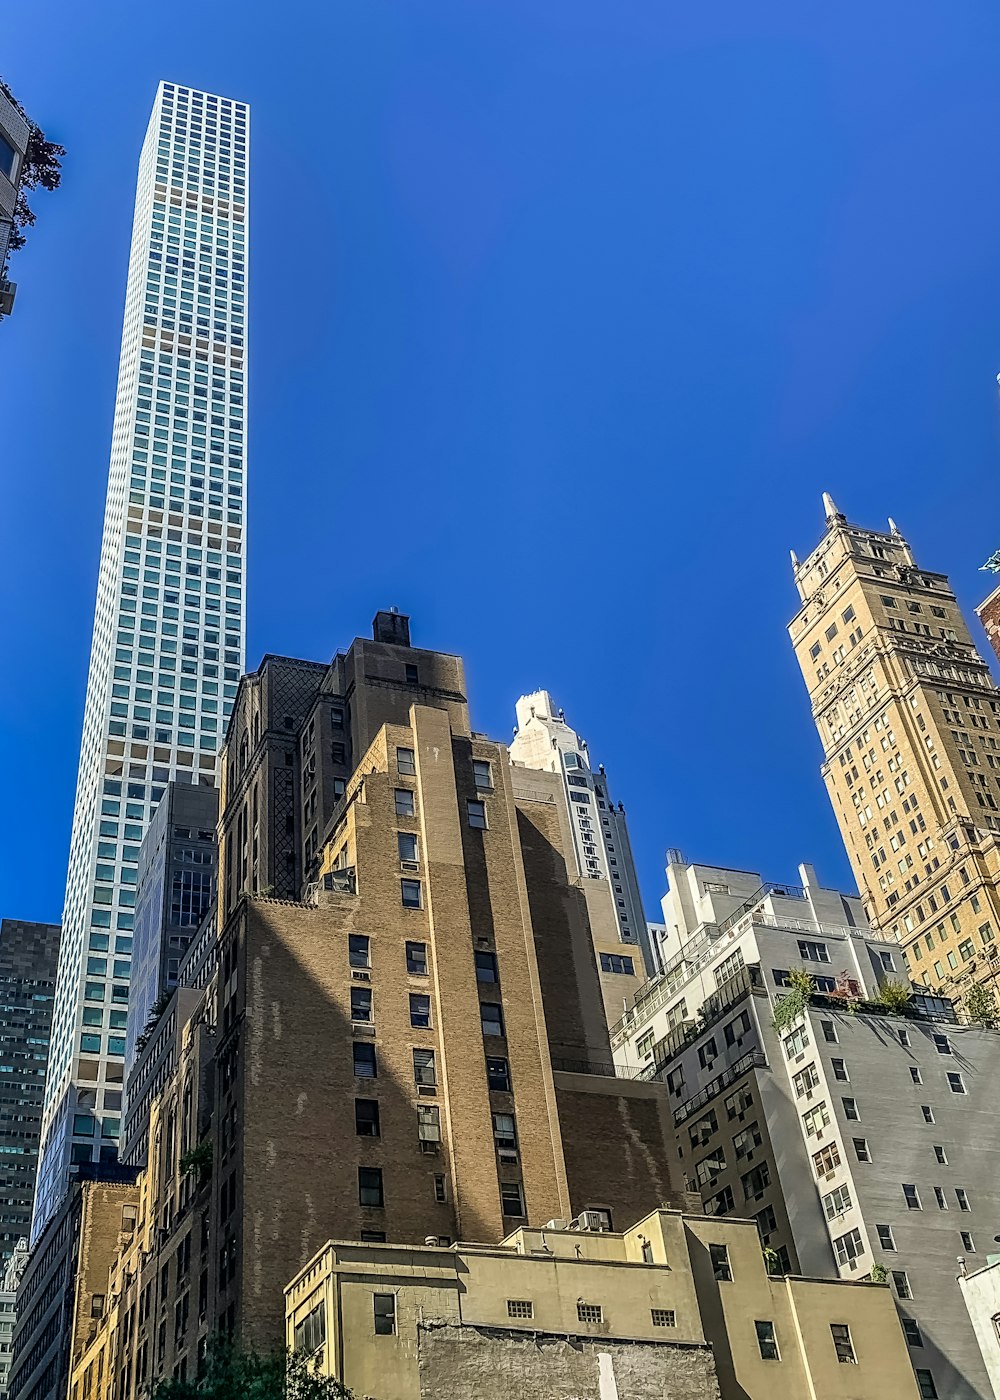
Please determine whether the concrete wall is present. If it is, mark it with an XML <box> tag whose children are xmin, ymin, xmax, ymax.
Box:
<box><xmin>959</xmin><ymin>1259</ymin><xmax>1000</xmax><ymax>1400</ymax></box>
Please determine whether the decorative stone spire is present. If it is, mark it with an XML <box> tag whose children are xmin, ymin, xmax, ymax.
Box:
<box><xmin>822</xmin><ymin>491</ymin><xmax>845</xmax><ymax>523</ymax></box>
<box><xmin>790</xmin><ymin>549</ymin><xmax>800</xmax><ymax>569</ymax></box>
<box><xmin>888</xmin><ymin>517</ymin><xmax>901</xmax><ymax>538</ymax></box>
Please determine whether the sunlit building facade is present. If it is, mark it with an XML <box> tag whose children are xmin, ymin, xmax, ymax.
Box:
<box><xmin>33</xmin><ymin>83</ymin><xmax>248</xmax><ymax>1236</ymax></box>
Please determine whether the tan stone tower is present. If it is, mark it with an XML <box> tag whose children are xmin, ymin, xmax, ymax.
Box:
<box><xmin>789</xmin><ymin>496</ymin><xmax>1000</xmax><ymax>1008</ymax></box>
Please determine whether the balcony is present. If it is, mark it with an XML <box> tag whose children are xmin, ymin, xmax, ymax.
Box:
<box><xmin>672</xmin><ymin>1050</ymin><xmax>769</xmax><ymax>1127</ymax></box>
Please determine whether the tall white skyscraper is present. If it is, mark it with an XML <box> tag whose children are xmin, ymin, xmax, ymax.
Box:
<box><xmin>33</xmin><ymin>83</ymin><xmax>248</xmax><ymax>1234</ymax></box>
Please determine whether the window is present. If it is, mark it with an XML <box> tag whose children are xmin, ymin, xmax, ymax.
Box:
<box><xmin>910</xmin><ymin>1066</ymin><xmax>922</xmax><ymax>1084</ymax></box>
<box><xmin>956</xmin><ymin>1188</ymin><xmax>971</xmax><ymax>1212</ymax></box>
<box><xmin>600</xmin><ymin>952</ymin><xmax>635</xmax><ymax>975</ymax></box>
<box><xmin>350</xmin><ymin>987</ymin><xmax>372</xmax><ymax>1023</ymax></box>
<box><xmin>486</xmin><ymin>1057</ymin><xmax>511</xmax><ymax>1091</ymax></box>
<box><xmin>417</xmin><ymin>1104</ymin><xmax>441</xmax><ymax>1142</ymax></box>
<box><xmin>831</xmin><ymin>1058</ymin><xmax>849</xmax><ymax>1082</ymax></box>
<box><xmin>821</xmin><ymin>1020</ymin><xmax>838</xmax><ymax>1043</ymax></box>
<box><xmin>902</xmin><ymin>1319</ymin><xmax>923</xmax><ymax>1348</ymax></box>
<box><xmin>359</xmin><ymin>1167</ymin><xmax>384</xmax><ymax>1207</ymax></box>
<box><xmin>294</xmin><ymin>1302</ymin><xmax>326</xmax><ymax>1354</ymax></box>
<box><xmin>915</xmin><ymin>1370</ymin><xmax>939</xmax><ymax>1399</ymax></box>
<box><xmin>651</xmin><ymin>1309</ymin><xmax>676</xmax><ymax>1328</ymax></box>
<box><xmin>696</xmin><ymin>1150</ymin><xmax>727</xmax><ymax>1187</ymax></box>
<box><xmin>373</xmin><ymin>1293</ymin><xmax>396</xmax><ymax>1335</ymax></box>
<box><xmin>724</xmin><ymin>1009</ymin><xmax>751</xmax><ymax>1046</ymax></box>
<box><xmin>812</xmin><ymin>1143</ymin><xmax>841</xmax><ymax>1176</ymax></box>
<box><xmin>394</xmin><ymin>789</ymin><xmax>415</xmax><ymax>817</ymax></box>
<box><xmin>892</xmin><ymin>1270</ymin><xmax>912</xmax><ymax>1299</ymax></box>
<box><xmin>480</xmin><ymin>1002</ymin><xmax>505</xmax><ymax>1037</ymax></box>
<box><xmin>705</xmin><ymin>1186</ymin><xmax>735</xmax><ymax>1216</ymax></box>
<box><xmin>710</xmin><ymin>1243</ymin><xmax>732</xmax><ymax>1281</ymax></box>
<box><xmin>406</xmin><ymin>941</ymin><xmax>427</xmax><ymax>975</ymax></box>
<box><xmin>407</xmin><ymin>991</ymin><xmax>432</xmax><ymax>1028</ymax></box>
<box><xmin>434</xmin><ymin>1174</ymin><xmax>447</xmax><ymax>1202</ymax></box>
<box><xmin>401</xmin><ymin>879</ymin><xmax>422</xmax><ymax>909</ymax></box>
<box><xmin>396</xmin><ymin>747</ymin><xmax>416</xmax><ymax>775</ymax></box>
<box><xmin>500</xmin><ymin>1182</ymin><xmax>525</xmax><ymax>1217</ymax></box>
<box><xmin>413</xmin><ymin>1048</ymin><xmax>437</xmax><ymax>1088</ymax></box>
<box><xmin>842</xmin><ymin>1097</ymin><xmax>860</xmax><ymax>1121</ymax></box>
<box><xmin>876</xmin><ymin>1224</ymin><xmax>895</xmax><ymax>1250</ymax></box>
<box><xmin>507</xmin><ymin>1300</ymin><xmax>534</xmax><ymax>1319</ymax></box>
<box><xmin>755</xmin><ymin>1320</ymin><xmax>779</xmax><ymax>1361</ymax></box>
<box><xmin>933</xmin><ymin>1145</ymin><xmax>947</xmax><ymax>1165</ymax></box>
<box><xmin>355</xmin><ymin>1099</ymin><xmax>380</xmax><ymax>1136</ymax></box>
<box><xmin>947</xmin><ymin>1072</ymin><xmax>966</xmax><ymax>1094</ymax></box>
<box><xmin>742</xmin><ymin>1163</ymin><xmax>770</xmax><ymax>1199</ymax></box>
<box><xmin>933</xmin><ymin>1034</ymin><xmax>952</xmax><ymax>1055</ymax></box>
<box><xmin>349</xmin><ymin>934</ymin><xmax>370</xmax><ymax>968</ymax></box>
<box><xmin>921</xmin><ymin>1105</ymin><xmax>935</xmax><ymax>1124</ymax></box>
<box><xmin>802</xmin><ymin>1102</ymin><xmax>830</xmax><ymax>1136</ymax></box>
<box><xmin>492</xmin><ymin>1112</ymin><xmax>517</xmax><ymax>1154</ymax></box>
<box><xmin>961</xmin><ymin>1231</ymin><xmax>975</xmax><ymax>1251</ymax></box>
<box><xmin>733</xmin><ymin>1122</ymin><xmax>762</xmax><ymax>1158</ymax></box>
<box><xmin>897</xmin><ymin>1027</ymin><xmax>910</xmax><ymax>1046</ymax></box>
<box><xmin>473</xmin><ymin>760</ymin><xmax>493</xmax><ymax>791</ymax></box>
<box><xmin>934</xmin><ymin>1186</ymin><xmax>948</xmax><ymax>1210</ymax></box>
<box><xmin>902</xmin><ymin>1184</ymin><xmax>921</xmax><ymax>1210</ymax></box>
<box><xmin>398</xmin><ymin>832</ymin><xmax>418</xmax><ymax>862</ymax></box>
<box><xmin>832</xmin><ymin>1227</ymin><xmax>864</xmax><ymax>1266</ymax></box>
<box><xmin>577</xmin><ymin>1303</ymin><xmax>603</xmax><ymax>1324</ymax></box>
<box><xmin>822</xmin><ymin>1184</ymin><xmax>853</xmax><ymax>1220</ymax></box>
<box><xmin>798</xmin><ymin>940</ymin><xmax>830</xmax><ymax>963</ymax></box>
<box><xmin>475</xmin><ymin>950</ymin><xmax>498</xmax><ymax>983</ymax></box>
<box><xmin>783</xmin><ymin>1025</ymin><xmax>810</xmax><ymax>1058</ymax></box>
<box><xmin>853</xmin><ymin>1138</ymin><xmax>871</xmax><ymax>1162</ymax></box>
<box><xmin>830</xmin><ymin>1324</ymin><xmax>856</xmax><ymax>1364</ymax></box>
<box><xmin>467</xmin><ymin>800</ymin><xmax>488</xmax><ymax>829</ymax></box>
<box><xmin>353</xmin><ymin>1043</ymin><xmax>377</xmax><ymax>1078</ymax></box>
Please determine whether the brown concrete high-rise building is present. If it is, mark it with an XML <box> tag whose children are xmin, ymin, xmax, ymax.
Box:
<box><xmin>84</xmin><ymin>614</ymin><xmax>688</xmax><ymax>1394</ymax></box>
<box><xmin>789</xmin><ymin>496</ymin><xmax>1000</xmax><ymax>1006</ymax></box>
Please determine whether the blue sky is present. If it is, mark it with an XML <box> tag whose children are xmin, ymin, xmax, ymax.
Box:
<box><xmin>3</xmin><ymin>1</ymin><xmax>1000</xmax><ymax>928</ymax></box>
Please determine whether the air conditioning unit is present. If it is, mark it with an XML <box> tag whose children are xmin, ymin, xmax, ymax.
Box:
<box><xmin>400</xmin><ymin>860</ymin><xmax>420</xmax><ymax>873</ymax></box>
<box><xmin>417</xmin><ymin>1085</ymin><xmax>437</xmax><ymax>1097</ymax></box>
<box><xmin>419</xmin><ymin>1140</ymin><xmax>439</xmax><ymax>1155</ymax></box>
<box><xmin>544</xmin><ymin>1219</ymin><xmax>569</xmax><ymax>1231</ymax></box>
<box><xmin>573</xmin><ymin>1211</ymin><xmax>609</xmax><ymax>1232</ymax></box>
<box><xmin>351</xmin><ymin>970</ymin><xmax>371</xmax><ymax>982</ymax></box>
<box><xmin>498</xmin><ymin>1149</ymin><xmax>518</xmax><ymax>1164</ymax></box>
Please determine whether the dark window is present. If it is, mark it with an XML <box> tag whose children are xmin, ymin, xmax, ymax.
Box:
<box><xmin>500</xmin><ymin>1182</ymin><xmax>525</xmax><ymax>1217</ymax></box>
<box><xmin>409</xmin><ymin>993</ymin><xmax>431</xmax><ymax>1028</ymax></box>
<box><xmin>404</xmin><ymin>664</ymin><xmax>419</xmax><ymax>684</ymax></box>
<box><xmin>475</xmin><ymin>951</ymin><xmax>498</xmax><ymax>983</ymax></box>
<box><xmin>600</xmin><ymin>952</ymin><xmax>635</xmax><ymax>975</ymax></box>
<box><xmin>481</xmin><ymin>1002</ymin><xmax>505</xmax><ymax>1037</ymax></box>
<box><xmin>359</xmin><ymin>1167</ymin><xmax>384</xmax><ymax>1207</ymax></box>
<box><xmin>350</xmin><ymin>987</ymin><xmax>372</xmax><ymax>1023</ymax></box>
<box><xmin>487</xmin><ymin>1057</ymin><xmax>511</xmax><ymax>1091</ymax></box>
<box><xmin>396</xmin><ymin>747</ymin><xmax>416</xmax><ymax>775</ymax></box>
<box><xmin>401</xmin><ymin>879</ymin><xmax>422</xmax><ymax>908</ymax></box>
<box><xmin>710</xmin><ymin>1244</ymin><xmax>732</xmax><ymax>1281</ymax></box>
<box><xmin>413</xmin><ymin>1048</ymin><xmax>436</xmax><ymax>1088</ymax></box>
<box><xmin>467</xmin><ymin>799</ymin><xmax>488</xmax><ymax>829</ymax></box>
<box><xmin>916</xmin><ymin>1370</ymin><xmax>938</xmax><ymax>1398</ymax></box>
<box><xmin>755</xmin><ymin>1321</ymin><xmax>779</xmax><ymax>1361</ymax></box>
<box><xmin>406</xmin><ymin>941</ymin><xmax>427</xmax><ymax>975</ymax></box>
<box><xmin>394</xmin><ymin>789</ymin><xmax>415</xmax><ymax>817</ymax></box>
<box><xmin>355</xmin><ymin>1099</ymin><xmax>380</xmax><ymax>1137</ymax></box>
<box><xmin>398</xmin><ymin>832</ymin><xmax>418</xmax><ymax>862</ymax></box>
<box><xmin>831</xmin><ymin>1324</ymin><xmax>856</xmax><ymax>1364</ymax></box>
<box><xmin>903</xmin><ymin>1319</ymin><xmax>923</xmax><ymax>1348</ymax></box>
<box><xmin>373</xmin><ymin>1293</ymin><xmax>396</xmax><ymax>1334</ymax></box>
<box><xmin>349</xmin><ymin>934</ymin><xmax>370</xmax><ymax>968</ymax></box>
<box><xmin>353</xmin><ymin>1043</ymin><xmax>377</xmax><ymax>1078</ymax></box>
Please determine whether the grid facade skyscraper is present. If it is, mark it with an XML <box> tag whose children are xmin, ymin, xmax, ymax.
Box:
<box><xmin>32</xmin><ymin>83</ymin><xmax>248</xmax><ymax>1235</ymax></box>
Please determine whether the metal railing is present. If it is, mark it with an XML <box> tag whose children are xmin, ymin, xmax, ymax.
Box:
<box><xmin>672</xmin><ymin>1051</ymin><xmax>768</xmax><ymax>1127</ymax></box>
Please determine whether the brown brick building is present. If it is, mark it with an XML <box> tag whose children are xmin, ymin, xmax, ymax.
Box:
<box><xmin>75</xmin><ymin>614</ymin><xmax>689</xmax><ymax>1394</ymax></box>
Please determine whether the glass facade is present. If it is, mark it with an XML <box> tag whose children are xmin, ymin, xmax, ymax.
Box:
<box><xmin>32</xmin><ymin>83</ymin><xmax>248</xmax><ymax>1237</ymax></box>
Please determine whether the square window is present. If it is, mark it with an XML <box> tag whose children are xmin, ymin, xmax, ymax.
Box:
<box><xmin>576</xmin><ymin>1302</ymin><xmax>603</xmax><ymax>1324</ymax></box>
<box><xmin>373</xmin><ymin>1293</ymin><xmax>395</xmax><ymax>1334</ymax></box>
<box><xmin>359</xmin><ymin>1167</ymin><xmax>384</xmax><ymax>1208</ymax></box>
<box><xmin>933</xmin><ymin>1034</ymin><xmax>952</xmax><ymax>1055</ymax></box>
<box><xmin>755</xmin><ymin>1320</ymin><xmax>779</xmax><ymax>1361</ymax></box>
<box><xmin>651</xmin><ymin>1308</ymin><xmax>676</xmax><ymax>1328</ymax></box>
<box><xmin>507</xmin><ymin>1300</ymin><xmax>534</xmax><ymax>1319</ymax></box>
<box><xmin>401</xmin><ymin>879</ymin><xmax>422</xmax><ymax>909</ymax></box>
<box><xmin>355</xmin><ymin>1099</ymin><xmax>380</xmax><ymax>1137</ymax></box>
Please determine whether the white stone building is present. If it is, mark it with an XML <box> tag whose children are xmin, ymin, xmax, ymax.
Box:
<box><xmin>611</xmin><ymin>855</ymin><xmax>1000</xmax><ymax>1400</ymax></box>
<box><xmin>34</xmin><ymin>83</ymin><xmax>248</xmax><ymax>1235</ymax></box>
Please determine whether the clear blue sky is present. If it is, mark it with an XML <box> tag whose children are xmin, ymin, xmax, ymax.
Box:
<box><xmin>3</xmin><ymin>1</ymin><xmax>1000</xmax><ymax>928</ymax></box>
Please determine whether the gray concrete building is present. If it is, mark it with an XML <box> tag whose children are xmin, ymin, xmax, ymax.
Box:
<box><xmin>0</xmin><ymin>921</ymin><xmax>60</xmax><ymax>1268</ymax></box>
<box><xmin>0</xmin><ymin>84</ymin><xmax>31</xmax><ymax>318</ymax></box>
<box><xmin>126</xmin><ymin>784</ymin><xmax>218</xmax><ymax>1072</ymax></box>
<box><xmin>612</xmin><ymin>856</ymin><xmax>1000</xmax><ymax>1400</ymax></box>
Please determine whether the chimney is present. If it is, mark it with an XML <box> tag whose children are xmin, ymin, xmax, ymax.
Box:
<box><xmin>372</xmin><ymin>609</ymin><xmax>411</xmax><ymax>648</ymax></box>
